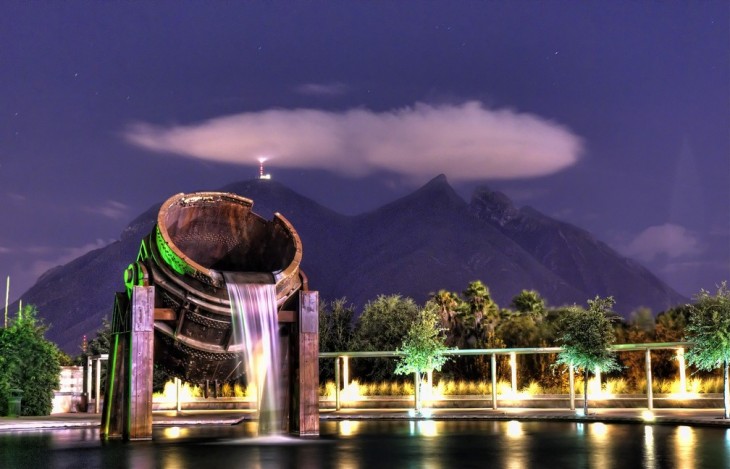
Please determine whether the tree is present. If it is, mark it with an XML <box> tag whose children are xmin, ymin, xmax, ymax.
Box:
<box><xmin>462</xmin><ymin>281</ymin><xmax>499</xmax><ymax>330</ymax></box>
<box><xmin>352</xmin><ymin>295</ymin><xmax>419</xmax><ymax>381</ymax></box>
<box><xmin>684</xmin><ymin>282</ymin><xmax>730</xmax><ymax>419</ymax></box>
<box><xmin>428</xmin><ymin>289</ymin><xmax>462</xmax><ymax>333</ymax></box>
<box><xmin>0</xmin><ymin>305</ymin><xmax>61</xmax><ymax>416</ymax></box>
<box><xmin>319</xmin><ymin>298</ymin><xmax>355</xmax><ymax>352</ymax></box>
<box><xmin>555</xmin><ymin>297</ymin><xmax>620</xmax><ymax>415</ymax></box>
<box><xmin>394</xmin><ymin>304</ymin><xmax>450</xmax><ymax>413</ymax></box>
<box><xmin>83</xmin><ymin>317</ymin><xmax>112</xmax><ymax>358</ymax></box>
<box><xmin>511</xmin><ymin>290</ymin><xmax>546</xmax><ymax>317</ymax></box>
<box><xmin>319</xmin><ymin>298</ymin><xmax>356</xmax><ymax>382</ymax></box>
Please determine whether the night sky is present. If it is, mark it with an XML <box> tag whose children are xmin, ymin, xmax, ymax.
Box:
<box><xmin>1</xmin><ymin>2</ymin><xmax>728</xmax><ymax>305</ymax></box>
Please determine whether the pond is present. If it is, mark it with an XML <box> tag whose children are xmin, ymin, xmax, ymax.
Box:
<box><xmin>1</xmin><ymin>420</ymin><xmax>728</xmax><ymax>468</ymax></box>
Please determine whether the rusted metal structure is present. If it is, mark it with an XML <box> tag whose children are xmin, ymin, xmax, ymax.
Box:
<box><xmin>101</xmin><ymin>192</ymin><xmax>319</xmax><ymax>440</ymax></box>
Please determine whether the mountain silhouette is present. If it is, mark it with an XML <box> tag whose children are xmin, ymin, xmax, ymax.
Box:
<box><xmin>14</xmin><ymin>175</ymin><xmax>686</xmax><ymax>353</ymax></box>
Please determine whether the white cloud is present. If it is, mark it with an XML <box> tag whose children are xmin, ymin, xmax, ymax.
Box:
<box><xmin>83</xmin><ymin>200</ymin><xmax>129</xmax><ymax>220</ymax></box>
<box><xmin>294</xmin><ymin>82</ymin><xmax>350</xmax><ymax>97</ymax></box>
<box><xmin>622</xmin><ymin>223</ymin><xmax>702</xmax><ymax>262</ymax></box>
<box><xmin>124</xmin><ymin>101</ymin><xmax>583</xmax><ymax>181</ymax></box>
<box><xmin>29</xmin><ymin>239</ymin><xmax>115</xmax><ymax>279</ymax></box>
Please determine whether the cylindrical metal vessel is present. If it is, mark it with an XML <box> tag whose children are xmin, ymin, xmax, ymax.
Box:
<box><xmin>133</xmin><ymin>192</ymin><xmax>305</xmax><ymax>383</ymax></box>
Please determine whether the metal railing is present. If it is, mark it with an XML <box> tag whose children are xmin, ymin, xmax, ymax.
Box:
<box><xmin>320</xmin><ymin>342</ymin><xmax>689</xmax><ymax>411</ymax></box>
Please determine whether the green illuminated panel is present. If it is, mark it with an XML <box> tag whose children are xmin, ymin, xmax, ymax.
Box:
<box><xmin>155</xmin><ymin>226</ymin><xmax>194</xmax><ymax>276</ymax></box>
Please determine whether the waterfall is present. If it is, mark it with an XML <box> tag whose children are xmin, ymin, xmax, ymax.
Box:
<box><xmin>225</xmin><ymin>274</ymin><xmax>282</xmax><ymax>435</ymax></box>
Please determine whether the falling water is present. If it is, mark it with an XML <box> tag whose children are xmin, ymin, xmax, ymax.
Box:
<box><xmin>225</xmin><ymin>274</ymin><xmax>282</xmax><ymax>435</ymax></box>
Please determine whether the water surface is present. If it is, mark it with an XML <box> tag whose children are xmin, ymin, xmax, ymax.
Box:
<box><xmin>1</xmin><ymin>420</ymin><xmax>728</xmax><ymax>468</ymax></box>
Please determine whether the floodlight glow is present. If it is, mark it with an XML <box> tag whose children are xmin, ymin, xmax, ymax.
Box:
<box><xmin>339</xmin><ymin>420</ymin><xmax>359</xmax><ymax>436</ymax></box>
<box><xmin>418</xmin><ymin>420</ymin><xmax>438</xmax><ymax>437</ymax></box>
<box><xmin>506</xmin><ymin>420</ymin><xmax>524</xmax><ymax>439</ymax></box>
<box><xmin>591</xmin><ymin>422</ymin><xmax>608</xmax><ymax>438</ymax></box>
<box><xmin>642</xmin><ymin>410</ymin><xmax>655</xmax><ymax>422</ymax></box>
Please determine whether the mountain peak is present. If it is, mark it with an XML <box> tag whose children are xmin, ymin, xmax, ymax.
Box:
<box><xmin>469</xmin><ymin>186</ymin><xmax>519</xmax><ymax>226</ymax></box>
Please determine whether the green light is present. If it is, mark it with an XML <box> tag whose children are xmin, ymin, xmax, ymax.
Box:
<box><xmin>136</xmin><ymin>238</ymin><xmax>150</xmax><ymax>262</ymax></box>
<box><xmin>155</xmin><ymin>226</ymin><xmax>193</xmax><ymax>276</ymax></box>
<box><xmin>102</xmin><ymin>332</ymin><xmax>120</xmax><ymax>438</ymax></box>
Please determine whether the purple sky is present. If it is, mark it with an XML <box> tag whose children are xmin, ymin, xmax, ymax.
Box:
<box><xmin>1</xmin><ymin>2</ymin><xmax>728</xmax><ymax>305</ymax></box>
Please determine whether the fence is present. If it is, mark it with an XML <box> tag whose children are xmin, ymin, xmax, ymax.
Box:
<box><xmin>320</xmin><ymin>342</ymin><xmax>690</xmax><ymax>411</ymax></box>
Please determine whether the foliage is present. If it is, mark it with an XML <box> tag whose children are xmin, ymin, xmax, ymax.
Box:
<box><xmin>394</xmin><ymin>304</ymin><xmax>450</xmax><ymax>377</ymax></box>
<box><xmin>629</xmin><ymin>307</ymin><xmax>655</xmax><ymax>334</ymax></box>
<box><xmin>511</xmin><ymin>290</ymin><xmax>546</xmax><ymax>316</ymax></box>
<box><xmin>82</xmin><ymin>317</ymin><xmax>112</xmax><ymax>358</ymax></box>
<box><xmin>352</xmin><ymin>295</ymin><xmax>419</xmax><ymax>381</ymax></box>
<box><xmin>684</xmin><ymin>282</ymin><xmax>730</xmax><ymax>372</ymax></box>
<box><xmin>319</xmin><ymin>298</ymin><xmax>355</xmax><ymax>353</ymax></box>
<box><xmin>461</xmin><ymin>280</ymin><xmax>499</xmax><ymax>335</ymax></box>
<box><xmin>319</xmin><ymin>298</ymin><xmax>355</xmax><ymax>381</ymax></box>
<box><xmin>427</xmin><ymin>289</ymin><xmax>462</xmax><ymax>334</ymax></box>
<box><xmin>0</xmin><ymin>305</ymin><xmax>61</xmax><ymax>416</ymax></box>
<box><xmin>555</xmin><ymin>297</ymin><xmax>621</xmax><ymax>374</ymax></box>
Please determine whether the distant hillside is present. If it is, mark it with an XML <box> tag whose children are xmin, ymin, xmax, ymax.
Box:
<box><xmin>14</xmin><ymin>175</ymin><xmax>686</xmax><ymax>353</ymax></box>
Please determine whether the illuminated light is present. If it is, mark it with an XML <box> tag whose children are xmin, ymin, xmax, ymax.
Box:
<box><xmin>591</xmin><ymin>422</ymin><xmax>608</xmax><ymax>439</ymax></box>
<box><xmin>642</xmin><ymin>410</ymin><xmax>655</xmax><ymax>422</ymax></box>
<box><xmin>642</xmin><ymin>425</ymin><xmax>656</xmax><ymax>469</ymax></box>
<box><xmin>575</xmin><ymin>408</ymin><xmax>585</xmax><ymax>417</ymax></box>
<box><xmin>675</xmin><ymin>425</ymin><xmax>695</xmax><ymax>468</ymax></box>
<box><xmin>576</xmin><ymin>422</ymin><xmax>584</xmax><ymax>435</ymax></box>
<box><xmin>506</xmin><ymin>420</ymin><xmax>524</xmax><ymax>439</ymax></box>
<box><xmin>341</xmin><ymin>379</ymin><xmax>362</xmax><ymax>402</ymax></box>
<box><xmin>677</xmin><ymin>425</ymin><xmax>693</xmax><ymax>442</ymax></box>
<box><xmin>257</xmin><ymin>157</ymin><xmax>272</xmax><ymax>179</ymax></box>
<box><xmin>163</xmin><ymin>426</ymin><xmax>187</xmax><ymax>439</ymax></box>
<box><xmin>339</xmin><ymin>420</ymin><xmax>359</xmax><ymax>437</ymax></box>
<box><xmin>417</xmin><ymin>420</ymin><xmax>438</xmax><ymax>437</ymax></box>
<box><xmin>677</xmin><ymin>348</ymin><xmax>687</xmax><ymax>394</ymax></box>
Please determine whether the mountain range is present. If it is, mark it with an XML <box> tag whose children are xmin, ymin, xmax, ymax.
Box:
<box><xmin>15</xmin><ymin>175</ymin><xmax>686</xmax><ymax>353</ymax></box>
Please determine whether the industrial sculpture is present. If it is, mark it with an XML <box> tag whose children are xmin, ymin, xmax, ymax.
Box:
<box><xmin>100</xmin><ymin>192</ymin><xmax>319</xmax><ymax>440</ymax></box>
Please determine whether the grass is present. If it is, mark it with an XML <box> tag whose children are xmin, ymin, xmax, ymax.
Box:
<box><xmin>318</xmin><ymin>377</ymin><xmax>726</xmax><ymax>398</ymax></box>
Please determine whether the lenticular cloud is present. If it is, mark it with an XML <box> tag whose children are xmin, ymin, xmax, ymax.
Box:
<box><xmin>124</xmin><ymin>101</ymin><xmax>582</xmax><ymax>181</ymax></box>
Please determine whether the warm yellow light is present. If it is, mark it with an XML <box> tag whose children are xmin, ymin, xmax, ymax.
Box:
<box><xmin>153</xmin><ymin>380</ymin><xmax>199</xmax><ymax>404</ymax></box>
<box><xmin>677</xmin><ymin>425</ymin><xmax>693</xmax><ymax>443</ymax></box>
<box><xmin>339</xmin><ymin>420</ymin><xmax>360</xmax><ymax>436</ymax></box>
<box><xmin>591</xmin><ymin>422</ymin><xmax>608</xmax><ymax>439</ymax></box>
<box><xmin>341</xmin><ymin>379</ymin><xmax>363</xmax><ymax>401</ymax></box>
<box><xmin>667</xmin><ymin>391</ymin><xmax>699</xmax><ymax>400</ymax></box>
<box><xmin>506</xmin><ymin>420</ymin><xmax>524</xmax><ymax>439</ymax></box>
<box><xmin>163</xmin><ymin>426</ymin><xmax>187</xmax><ymax>439</ymax></box>
<box><xmin>642</xmin><ymin>410</ymin><xmax>655</xmax><ymax>422</ymax></box>
<box><xmin>418</xmin><ymin>420</ymin><xmax>438</xmax><ymax>437</ymax></box>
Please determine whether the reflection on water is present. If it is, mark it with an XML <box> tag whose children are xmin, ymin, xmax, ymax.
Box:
<box><xmin>0</xmin><ymin>421</ymin><xmax>728</xmax><ymax>469</ymax></box>
<box><xmin>588</xmin><ymin>422</ymin><xmax>610</xmax><ymax>469</ymax></box>
<box><xmin>644</xmin><ymin>425</ymin><xmax>656</xmax><ymax>469</ymax></box>
<box><xmin>675</xmin><ymin>425</ymin><xmax>696</xmax><ymax>469</ymax></box>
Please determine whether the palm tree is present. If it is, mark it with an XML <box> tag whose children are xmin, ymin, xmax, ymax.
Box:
<box><xmin>462</xmin><ymin>280</ymin><xmax>499</xmax><ymax>345</ymax></box>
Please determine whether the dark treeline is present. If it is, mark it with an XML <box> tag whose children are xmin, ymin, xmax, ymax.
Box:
<box><xmin>319</xmin><ymin>280</ymin><xmax>707</xmax><ymax>389</ymax></box>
